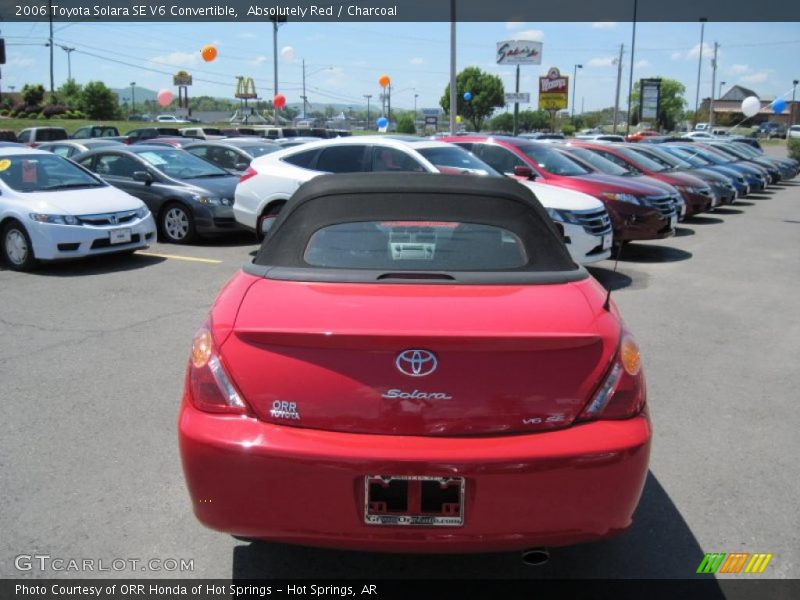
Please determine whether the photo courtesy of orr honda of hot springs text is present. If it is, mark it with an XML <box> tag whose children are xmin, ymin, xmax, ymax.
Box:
<box><xmin>179</xmin><ymin>173</ymin><xmax>651</xmax><ymax>552</ymax></box>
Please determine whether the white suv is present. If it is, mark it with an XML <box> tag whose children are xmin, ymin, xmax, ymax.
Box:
<box><xmin>234</xmin><ymin>136</ymin><xmax>612</xmax><ymax>264</ymax></box>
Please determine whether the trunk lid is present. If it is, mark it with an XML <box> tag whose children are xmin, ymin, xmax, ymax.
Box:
<box><xmin>221</xmin><ymin>279</ymin><xmax>618</xmax><ymax>436</ymax></box>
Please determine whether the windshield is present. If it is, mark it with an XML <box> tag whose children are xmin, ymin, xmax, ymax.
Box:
<box><xmin>662</xmin><ymin>146</ymin><xmax>710</xmax><ymax>166</ymax></box>
<box><xmin>134</xmin><ymin>148</ymin><xmax>230</xmax><ymax>178</ymax></box>
<box><xmin>0</xmin><ymin>153</ymin><xmax>103</xmax><ymax>192</ymax></box>
<box><xmin>562</xmin><ymin>146</ymin><xmax>630</xmax><ymax>176</ymax></box>
<box><xmin>518</xmin><ymin>143</ymin><xmax>591</xmax><ymax>176</ymax></box>
<box><xmin>710</xmin><ymin>144</ymin><xmax>750</xmax><ymax>160</ymax></box>
<box><xmin>416</xmin><ymin>147</ymin><xmax>498</xmax><ymax>175</ymax></box>
<box><xmin>634</xmin><ymin>147</ymin><xmax>692</xmax><ymax>170</ymax></box>
<box><xmin>612</xmin><ymin>146</ymin><xmax>669</xmax><ymax>172</ymax></box>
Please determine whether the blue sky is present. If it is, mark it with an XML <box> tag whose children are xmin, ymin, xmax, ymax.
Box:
<box><xmin>2</xmin><ymin>21</ymin><xmax>799</xmax><ymax>113</ymax></box>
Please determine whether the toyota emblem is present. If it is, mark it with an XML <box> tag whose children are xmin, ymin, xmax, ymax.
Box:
<box><xmin>395</xmin><ymin>349</ymin><xmax>438</xmax><ymax>377</ymax></box>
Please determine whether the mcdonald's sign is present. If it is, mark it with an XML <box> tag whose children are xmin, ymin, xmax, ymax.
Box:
<box><xmin>235</xmin><ymin>76</ymin><xmax>258</xmax><ymax>99</ymax></box>
<box><xmin>696</xmin><ymin>552</ymin><xmax>773</xmax><ymax>574</ymax></box>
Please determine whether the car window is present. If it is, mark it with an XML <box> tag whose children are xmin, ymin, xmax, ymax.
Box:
<box><xmin>517</xmin><ymin>143</ymin><xmax>591</xmax><ymax>176</ymax></box>
<box><xmin>564</xmin><ymin>146</ymin><xmax>630</xmax><ymax>176</ymax></box>
<box><xmin>0</xmin><ymin>153</ymin><xmax>103</xmax><ymax>192</ymax></box>
<box><xmin>186</xmin><ymin>146</ymin><xmax>209</xmax><ymax>158</ymax></box>
<box><xmin>72</xmin><ymin>127</ymin><xmax>90</xmax><ymax>139</ymax></box>
<box><xmin>590</xmin><ymin>148</ymin><xmax>640</xmax><ymax>172</ymax></box>
<box><xmin>304</xmin><ymin>221</ymin><xmax>527</xmax><ymax>270</ymax></box>
<box><xmin>38</xmin><ymin>129</ymin><xmax>68</xmax><ymax>142</ymax></box>
<box><xmin>371</xmin><ymin>147</ymin><xmax>426</xmax><ymax>172</ymax></box>
<box><xmin>472</xmin><ymin>144</ymin><xmax>526</xmax><ymax>174</ymax></box>
<box><xmin>316</xmin><ymin>145</ymin><xmax>367</xmax><ymax>173</ymax></box>
<box><xmin>95</xmin><ymin>153</ymin><xmax>141</xmax><ymax>179</ymax></box>
<box><xmin>282</xmin><ymin>148</ymin><xmax>319</xmax><ymax>169</ymax></box>
<box><xmin>50</xmin><ymin>145</ymin><xmax>74</xmax><ymax>158</ymax></box>
<box><xmin>134</xmin><ymin>148</ymin><xmax>229</xmax><ymax>178</ymax></box>
<box><xmin>416</xmin><ymin>147</ymin><xmax>497</xmax><ymax>175</ymax></box>
<box><xmin>17</xmin><ymin>130</ymin><xmax>31</xmax><ymax>143</ymax></box>
<box><xmin>198</xmin><ymin>147</ymin><xmax>241</xmax><ymax>170</ymax></box>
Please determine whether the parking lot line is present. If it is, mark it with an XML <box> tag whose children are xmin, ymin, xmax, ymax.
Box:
<box><xmin>135</xmin><ymin>251</ymin><xmax>224</xmax><ymax>264</ymax></box>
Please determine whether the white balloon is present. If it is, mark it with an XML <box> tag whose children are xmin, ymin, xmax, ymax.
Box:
<box><xmin>741</xmin><ymin>96</ymin><xmax>761</xmax><ymax>118</ymax></box>
<box><xmin>281</xmin><ymin>46</ymin><xmax>295</xmax><ymax>63</ymax></box>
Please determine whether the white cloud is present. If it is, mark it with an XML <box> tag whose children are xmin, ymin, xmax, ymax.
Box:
<box><xmin>592</xmin><ymin>22</ymin><xmax>618</xmax><ymax>29</ymax></box>
<box><xmin>729</xmin><ymin>64</ymin><xmax>751</xmax><ymax>75</ymax></box>
<box><xmin>8</xmin><ymin>55</ymin><xmax>35</xmax><ymax>68</ymax></box>
<box><xmin>686</xmin><ymin>42</ymin><xmax>715</xmax><ymax>60</ymax></box>
<box><xmin>634</xmin><ymin>59</ymin><xmax>651</xmax><ymax>69</ymax></box>
<box><xmin>238</xmin><ymin>32</ymin><xmax>257</xmax><ymax>39</ymax></box>
<box><xmin>515</xmin><ymin>29</ymin><xmax>544</xmax><ymax>42</ymax></box>
<box><xmin>740</xmin><ymin>71</ymin><xmax>769</xmax><ymax>84</ymax></box>
<box><xmin>505</xmin><ymin>22</ymin><xmax>527</xmax><ymax>31</ymax></box>
<box><xmin>671</xmin><ymin>51</ymin><xmax>683</xmax><ymax>60</ymax></box>
<box><xmin>151</xmin><ymin>51</ymin><xmax>198</xmax><ymax>67</ymax></box>
<box><xmin>588</xmin><ymin>56</ymin><xmax>617</xmax><ymax>68</ymax></box>
<box><xmin>249</xmin><ymin>56</ymin><xmax>269</xmax><ymax>66</ymax></box>
<box><xmin>410</xmin><ymin>57</ymin><xmax>425</xmax><ymax>65</ymax></box>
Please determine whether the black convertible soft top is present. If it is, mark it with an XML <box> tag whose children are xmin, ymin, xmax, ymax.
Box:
<box><xmin>247</xmin><ymin>173</ymin><xmax>587</xmax><ymax>284</ymax></box>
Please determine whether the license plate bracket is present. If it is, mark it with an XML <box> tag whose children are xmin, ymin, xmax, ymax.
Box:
<box><xmin>364</xmin><ymin>475</ymin><xmax>465</xmax><ymax>527</ymax></box>
<box><xmin>110</xmin><ymin>228</ymin><xmax>132</xmax><ymax>244</ymax></box>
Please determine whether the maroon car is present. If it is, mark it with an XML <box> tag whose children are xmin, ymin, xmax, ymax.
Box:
<box><xmin>443</xmin><ymin>135</ymin><xmax>677</xmax><ymax>245</ymax></box>
<box><xmin>570</xmin><ymin>141</ymin><xmax>715</xmax><ymax>217</ymax></box>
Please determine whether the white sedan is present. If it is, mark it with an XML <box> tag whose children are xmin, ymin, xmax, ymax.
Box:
<box><xmin>0</xmin><ymin>147</ymin><xmax>156</xmax><ymax>271</ymax></box>
<box><xmin>234</xmin><ymin>136</ymin><xmax>612</xmax><ymax>264</ymax></box>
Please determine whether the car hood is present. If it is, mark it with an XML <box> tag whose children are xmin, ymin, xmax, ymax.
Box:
<box><xmin>518</xmin><ymin>180</ymin><xmax>604</xmax><ymax>211</ymax></box>
<box><xmin>575</xmin><ymin>173</ymin><xmax>673</xmax><ymax>195</ymax></box>
<box><xmin>16</xmin><ymin>185</ymin><xmax>144</xmax><ymax>215</ymax></box>
<box><xmin>177</xmin><ymin>175</ymin><xmax>239</xmax><ymax>198</ymax></box>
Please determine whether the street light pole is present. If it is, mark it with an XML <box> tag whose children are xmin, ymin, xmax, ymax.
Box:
<box><xmin>792</xmin><ymin>80</ymin><xmax>799</xmax><ymax>127</ymax></box>
<box><xmin>48</xmin><ymin>0</ymin><xmax>54</xmax><ymax>93</ymax></box>
<box><xmin>626</xmin><ymin>0</ymin><xmax>638</xmax><ymax>136</ymax></box>
<box><xmin>130</xmin><ymin>82</ymin><xmax>136</xmax><ymax>115</ymax></box>
<box><xmin>364</xmin><ymin>94</ymin><xmax>371</xmax><ymax>130</ymax></box>
<box><xmin>612</xmin><ymin>44</ymin><xmax>624</xmax><ymax>133</ymax></box>
<box><xmin>449</xmin><ymin>0</ymin><xmax>457</xmax><ymax>134</ymax></box>
<box><xmin>709</xmin><ymin>42</ymin><xmax>718</xmax><ymax>128</ymax></box>
<box><xmin>694</xmin><ymin>18</ymin><xmax>707</xmax><ymax>126</ymax></box>
<box><xmin>414</xmin><ymin>92</ymin><xmax>419</xmax><ymax>131</ymax></box>
<box><xmin>571</xmin><ymin>64</ymin><xmax>583</xmax><ymax>121</ymax></box>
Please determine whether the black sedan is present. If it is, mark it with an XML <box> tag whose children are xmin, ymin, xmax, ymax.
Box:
<box><xmin>183</xmin><ymin>138</ymin><xmax>282</xmax><ymax>174</ymax></box>
<box><xmin>73</xmin><ymin>145</ymin><xmax>242</xmax><ymax>244</ymax></box>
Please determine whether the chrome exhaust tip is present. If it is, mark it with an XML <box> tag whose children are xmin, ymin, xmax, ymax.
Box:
<box><xmin>521</xmin><ymin>548</ymin><xmax>550</xmax><ymax>566</ymax></box>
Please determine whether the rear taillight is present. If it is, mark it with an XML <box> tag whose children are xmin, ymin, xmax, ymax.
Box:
<box><xmin>187</xmin><ymin>325</ymin><xmax>249</xmax><ymax>414</ymax></box>
<box><xmin>578</xmin><ymin>333</ymin><xmax>646</xmax><ymax>421</ymax></box>
<box><xmin>239</xmin><ymin>166</ymin><xmax>258</xmax><ymax>184</ymax></box>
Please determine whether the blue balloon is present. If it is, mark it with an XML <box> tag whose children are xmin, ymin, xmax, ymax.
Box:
<box><xmin>463</xmin><ymin>92</ymin><xmax>473</xmax><ymax>102</ymax></box>
<box><xmin>772</xmin><ymin>98</ymin><xmax>787</xmax><ymax>114</ymax></box>
<box><xmin>376</xmin><ymin>117</ymin><xmax>389</xmax><ymax>128</ymax></box>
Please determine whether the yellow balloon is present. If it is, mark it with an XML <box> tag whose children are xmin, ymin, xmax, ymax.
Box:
<box><xmin>456</xmin><ymin>115</ymin><xmax>462</xmax><ymax>124</ymax></box>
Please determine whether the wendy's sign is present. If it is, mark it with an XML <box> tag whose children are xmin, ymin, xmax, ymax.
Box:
<box><xmin>539</xmin><ymin>67</ymin><xmax>569</xmax><ymax>110</ymax></box>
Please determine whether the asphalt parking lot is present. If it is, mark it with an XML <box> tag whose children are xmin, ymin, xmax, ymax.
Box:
<box><xmin>1</xmin><ymin>146</ymin><xmax>798</xmax><ymax>583</ymax></box>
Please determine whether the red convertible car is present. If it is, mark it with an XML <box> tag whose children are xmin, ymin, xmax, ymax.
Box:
<box><xmin>179</xmin><ymin>173</ymin><xmax>651</xmax><ymax>554</ymax></box>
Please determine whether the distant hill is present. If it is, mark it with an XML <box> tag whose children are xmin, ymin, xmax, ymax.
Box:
<box><xmin>110</xmin><ymin>86</ymin><xmax>157</xmax><ymax>103</ymax></box>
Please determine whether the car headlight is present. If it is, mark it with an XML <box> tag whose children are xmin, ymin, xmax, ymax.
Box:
<box><xmin>191</xmin><ymin>195</ymin><xmax>226</xmax><ymax>206</ymax></box>
<box><xmin>29</xmin><ymin>213</ymin><xmax>81</xmax><ymax>225</ymax></box>
<box><xmin>545</xmin><ymin>208</ymin><xmax>581</xmax><ymax>224</ymax></box>
<box><xmin>601</xmin><ymin>192</ymin><xmax>642</xmax><ymax>205</ymax></box>
<box><xmin>135</xmin><ymin>206</ymin><xmax>150</xmax><ymax>219</ymax></box>
<box><xmin>676</xmin><ymin>185</ymin><xmax>708</xmax><ymax>195</ymax></box>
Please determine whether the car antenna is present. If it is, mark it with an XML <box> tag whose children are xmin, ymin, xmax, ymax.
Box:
<box><xmin>603</xmin><ymin>220</ymin><xmax>630</xmax><ymax>312</ymax></box>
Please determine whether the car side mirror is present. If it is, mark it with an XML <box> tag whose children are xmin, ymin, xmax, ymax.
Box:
<box><xmin>513</xmin><ymin>165</ymin><xmax>536</xmax><ymax>179</ymax></box>
<box><xmin>133</xmin><ymin>170</ymin><xmax>153</xmax><ymax>184</ymax></box>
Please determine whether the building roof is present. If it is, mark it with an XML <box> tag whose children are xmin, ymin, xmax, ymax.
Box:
<box><xmin>720</xmin><ymin>85</ymin><xmax>759</xmax><ymax>102</ymax></box>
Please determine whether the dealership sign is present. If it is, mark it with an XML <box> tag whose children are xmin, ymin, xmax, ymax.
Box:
<box><xmin>496</xmin><ymin>40</ymin><xmax>543</xmax><ymax>65</ymax></box>
<box><xmin>640</xmin><ymin>78</ymin><xmax>662</xmax><ymax>122</ymax></box>
<box><xmin>539</xmin><ymin>67</ymin><xmax>569</xmax><ymax>110</ymax></box>
<box><xmin>505</xmin><ymin>92</ymin><xmax>530</xmax><ymax>104</ymax></box>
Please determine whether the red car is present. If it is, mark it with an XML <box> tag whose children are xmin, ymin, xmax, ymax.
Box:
<box><xmin>571</xmin><ymin>141</ymin><xmax>715</xmax><ymax>217</ymax></box>
<box><xmin>179</xmin><ymin>173</ymin><xmax>651</xmax><ymax>553</ymax></box>
<box><xmin>625</xmin><ymin>130</ymin><xmax>660</xmax><ymax>143</ymax></box>
<box><xmin>442</xmin><ymin>135</ymin><xmax>676</xmax><ymax>245</ymax></box>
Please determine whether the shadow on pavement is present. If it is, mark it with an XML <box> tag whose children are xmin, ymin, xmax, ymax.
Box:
<box><xmin>711</xmin><ymin>208</ymin><xmax>744</xmax><ymax>215</ymax></box>
<box><xmin>619</xmin><ymin>243</ymin><xmax>692</xmax><ymax>264</ymax></box>
<box><xmin>745</xmin><ymin>194</ymin><xmax>771</xmax><ymax>200</ymax></box>
<box><xmin>587</xmin><ymin>266</ymin><xmax>634</xmax><ymax>292</ymax></box>
<box><xmin>197</xmin><ymin>231</ymin><xmax>260</xmax><ymax>248</ymax></box>
<box><xmin>735</xmin><ymin>201</ymin><xmax>755</xmax><ymax>206</ymax></box>
<box><xmin>682</xmin><ymin>216</ymin><xmax>724</xmax><ymax>225</ymax></box>
<box><xmin>231</xmin><ymin>472</ymin><xmax>721</xmax><ymax>586</ymax></box>
<box><xmin>674</xmin><ymin>226</ymin><xmax>695</xmax><ymax>237</ymax></box>
<box><xmin>1</xmin><ymin>252</ymin><xmax>166</xmax><ymax>277</ymax></box>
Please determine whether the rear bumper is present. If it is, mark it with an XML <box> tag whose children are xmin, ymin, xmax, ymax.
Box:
<box><xmin>194</xmin><ymin>205</ymin><xmax>244</xmax><ymax>234</ymax></box>
<box><xmin>179</xmin><ymin>399</ymin><xmax>651</xmax><ymax>553</ymax></box>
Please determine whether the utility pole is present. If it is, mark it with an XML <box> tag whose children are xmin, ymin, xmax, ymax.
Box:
<box><xmin>62</xmin><ymin>46</ymin><xmax>75</xmax><ymax>81</ymax></box>
<box><xmin>301</xmin><ymin>59</ymin><xmax>307</xmax><ymax>119</ymax></box>
<box><xmin>387</xmin><ymin>84</ymin><xmax>392</xmax><ymax>125</ymax></box>
<box><xmin>626</xmin><ymin>0</ymin><xmax>638</xmax><ymax>136</ymax></box>
<box><xmin>48</xmin><ymin>0</ymin><xmax>54</xmax><ymax>93</ymax></box>
<box><xmin>513</xmin><ymin>64</ymin><xmax>520</xmax><ymax>135</ymax></box>
<box><xmin>613</xmin><ymin>44</ymin><xmax>624</xmax><ymax>133</ymax></box>
<box><xmin>270</xmin><ymin>16</ymin><xmax>286</xmax><ymax>124</ymax></box>
<box><xmin>709</xmin><ymin>42</ymin><xmax>719</xmax><ymax>128</ymax></box>
<box><xmin>792</xmin><ymin>80</ymin><xmax>798</xmax><ymax>126</ymax></box>
<box><xmin>449</xmin><ymin>0</ymin><xmax>457</xmax><ymax>134</ymax></box>
<box><xmin>571</xmin><ymin>64</ymin><xmax>583</xmax><ymax>121</ymax></box>
<box><xmin>694</xmin><ymin>18</ymin><xmax>707</xmax><ymax>126</ymax></box>
<box><xmin>364</xmin><ymin>94</ymin><xmax>371</xmax><ymax>130</ymax></box>
<box><xmin>414</xmin><ymin>92</ymin><xmax>419</xmax><ymax>130</ymax></box>
<box><xmin>130</xmin><ymin>82</ymin><xmax>136</xmax><ymax>115</ymax></box>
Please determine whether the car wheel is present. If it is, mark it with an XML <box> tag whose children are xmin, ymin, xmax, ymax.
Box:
<box><xmin>160</xmin><ymin>203</ymin><xmax>197</xmax><ymax>244</ymax></box>
<box><xmin>1</xmin><ymin>221</ymin><xmax>37</xmax><ymax>272</ymax></box>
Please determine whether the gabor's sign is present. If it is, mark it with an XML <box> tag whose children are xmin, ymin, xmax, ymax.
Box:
<box><xmin>496</xmin><ymin>40</ymin><xmax>543</xmax><ymax>65</ymax></box>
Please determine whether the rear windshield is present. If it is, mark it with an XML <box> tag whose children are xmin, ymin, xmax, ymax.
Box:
<box><xmin>304</xmin><ymin>221</ymin><xmax>527</xmax><ymax>270</ymax></box>
<box><xmin>37</xmin><ymin>129</ymin><xmax>68</xmax><ymax>141</ymax></box>
<box><xmin>517</xmin><ymin>143</ymin><xmax>590</xmax><ymax>176</ymax></box>
<box><xmin>416</xmin><ymin>147</ymin><xmax>498</xmax><ymax>175</ymax></box>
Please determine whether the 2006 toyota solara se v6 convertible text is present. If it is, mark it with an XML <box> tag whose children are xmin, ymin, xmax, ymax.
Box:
<box><xmin>178</xmin><ymin>173</ymin><xmax>652</xmax><ymax>553</ymax></box>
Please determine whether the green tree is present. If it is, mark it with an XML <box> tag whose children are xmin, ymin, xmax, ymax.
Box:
<box><xmin>440</xmin><ymin>67</ymin><xmax>505</xmax><ymax>131</ymax></box>
<box><xmin>396</xmin><ymin>114</ymin><xmax>416</xmax><ymax>134</ymax></box>
<box><xmin>22</xmin><ymin>84</ymin><xmax>46</xmax><ymax>107</ymax></box>
<box><xmin>518</xmin><ymin>110</ymin><xmax>551</xmax><ymax>132</ymax></box>
<box><xmin>630</xmin><ymin>78</ymin><xmax>687</xmax><ymax>131</ymax></box>
<box><xmin>57</xmin><ymin>79</ymin><xmax>82</xmax><ymax>109</ymax></box>
<box><xmin>79</xmin><ymin>81</ymin><xmax>119</xmax><ymax>119</ymax></box>
<box><xmin>488</xmin><ymin>112</ymin><xmax>514</xmax><ymax>132</ymax></box>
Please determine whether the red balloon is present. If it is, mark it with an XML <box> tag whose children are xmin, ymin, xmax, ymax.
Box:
<box><xmin>273</xmin><ymin>94</ymin><xmax>286</xmax><ymax>109</ymax></box>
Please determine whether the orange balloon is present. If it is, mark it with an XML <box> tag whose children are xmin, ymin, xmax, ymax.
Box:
<box><xmin>201</xmin><ymin>45</ymin><xmax>217</xmax><ymax>62</ymax></box>
<box><xmin>378</xmin><ymin>74</ymin><xmax>391</xmax><ymax>88</ymax></box>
